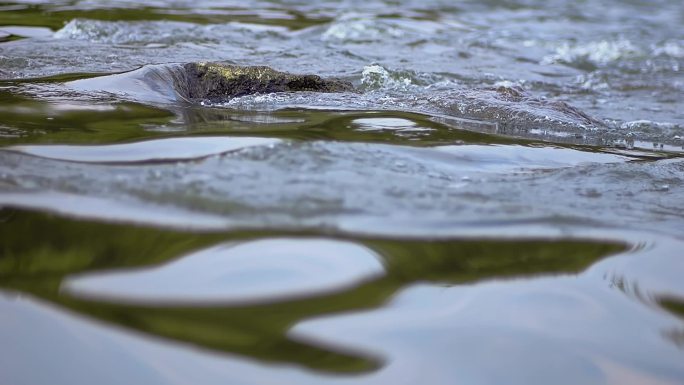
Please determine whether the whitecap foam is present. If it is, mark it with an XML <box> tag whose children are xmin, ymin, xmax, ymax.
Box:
<box><xmin>542</xmin><ymin>40</ymin><xmax>642</xmax><ymax>68</ymax></box>
<box><xmin>322</xmin><ymin>16</ymin><xmax>404</xmax><ymax>43</ymax></box>
<box><xmin>652</xmin><ymin>40</ymin><xmax>684</xmax><ymax>59</ymax></box>
<box><xmin>359</xmin><ymin>64</ymin><xmax>428</xmax><ymax>91</ymax></box>
<box><xmin>54</xmin><ymin>18</ymin><xmax>286</xmax><ymax>46</ymax></box>
<box><xmin>321</xmin><ymin>14</ymin><xmax>452</xmax><ymax>44</ymax></box>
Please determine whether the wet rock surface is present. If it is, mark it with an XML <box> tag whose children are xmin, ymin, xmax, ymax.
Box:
<box><xmin>178</xmin><ymin>62</ymin><xmax>355</xmax><ymax>103</ymax></box>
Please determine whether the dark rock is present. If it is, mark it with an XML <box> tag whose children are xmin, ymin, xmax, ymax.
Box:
<box><xmin>177</xmin><ymin>62</ymin><xmax>355</xmax><ymax>103</ymax></box>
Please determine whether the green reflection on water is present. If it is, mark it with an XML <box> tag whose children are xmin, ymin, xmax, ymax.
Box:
<box><xmin>658</xmin><ymin>298</ymin><xmax>684</xmax><ymax>350</ymax></box>
<box><xmin>661</xmin><ymin>298</ymin><xmax>684</xmax><ymax>319</ymax></box>
<box><xmin>0</xmin><ymin>3</ymin><xmax>331</xmax><ymax>31</ymax></box>
<box><xmin>0</xmin><ymin>88</ymin><xmax>533</xmax><ymax>150</ymax></box>
<box><xmin>0</xmin><ymin>208</ymin><xmax>626</xmax><ymax>373</ymax></box>
<box><xmin>0</xmin><ymin>91</ymin><xmax>175</xmax><ymax>145</ymax></box>
<box><xmin>179</xmin><ymin>107</ymin><xmax>517</xmax><ymax>146</ymax></box>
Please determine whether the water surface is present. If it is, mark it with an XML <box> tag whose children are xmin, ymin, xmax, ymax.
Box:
<box><xmin>1</xmin><ymin>1</ymin><xmax>683</xmax><ymax>384</ymax></box>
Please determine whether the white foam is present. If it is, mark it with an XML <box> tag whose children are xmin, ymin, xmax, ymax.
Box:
<box><xmin>542</xmin><ymin>40</ymin><xmax>641</xmax><ymax>66</ymax></box>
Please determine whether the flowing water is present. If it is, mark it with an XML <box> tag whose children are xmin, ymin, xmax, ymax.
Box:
<box><xmin>1</xmin><ymin>1</ymin><xmax>684</xmax><ymax>384</ymax></box>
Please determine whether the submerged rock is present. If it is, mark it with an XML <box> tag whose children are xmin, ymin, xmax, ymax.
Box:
<box><xmin>177</xmin><ymin>62</ymin><xmax>355</xmax><ymax>103</ymax></box>
<box><xmin>445</xmin><ymin>85</ymin><xmax>608</xmax><ymax>131</ymax></box>
<box><xmin>66</xmin><ymin>62</ymin><xmax>619</xmax><ymax>144</ymax></box>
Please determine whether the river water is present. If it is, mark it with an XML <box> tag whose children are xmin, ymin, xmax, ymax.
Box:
<box><xmin>1</xmin><ymin>1</ymin><xmax>683</xmax><ymax>384</ymax></box>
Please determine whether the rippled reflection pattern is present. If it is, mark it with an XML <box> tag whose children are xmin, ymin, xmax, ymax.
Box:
<box><xmin>1</xmin><ymin>1</ymin><xmax>684</xmax><ymax>384</ymax></box>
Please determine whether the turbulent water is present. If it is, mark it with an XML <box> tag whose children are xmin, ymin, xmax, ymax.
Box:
<box><xmin>1</xmin><ymin>1</ymin><xmax>683</xmax><ymax>385</ymax></box>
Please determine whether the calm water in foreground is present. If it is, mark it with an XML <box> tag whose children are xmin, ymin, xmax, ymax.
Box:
<box><xmin>1</xmin><ymin>1</ymin><xmax>683</xmax><ymax>384</ymax></box>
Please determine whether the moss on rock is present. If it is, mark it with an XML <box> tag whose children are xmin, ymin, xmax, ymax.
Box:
<box><xmin>178</xmin><ymin>62</ymin><xmax>355</xmax><ymax>102</ymax></box>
